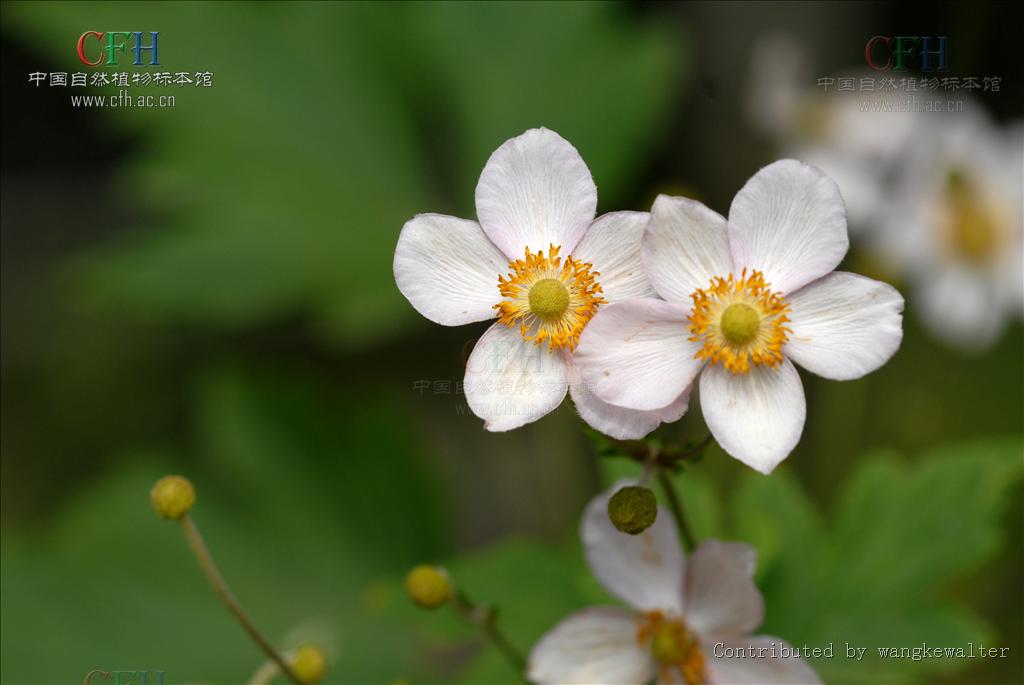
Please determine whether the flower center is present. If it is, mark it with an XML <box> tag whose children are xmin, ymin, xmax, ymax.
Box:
<box><xmin>720</xmin><ymin>303</ymin><xmax>760</xmax><ymax>345</ymax></box>
<box><xmin>494</xmin><ymin>244</ymin><xmax>605</xmax><ymax>352</ymax></box>
<box><xmin>941</xmin><ymin>169</ymin><xmax>1003</xmax><ymax>265</ymax></box>
<box><xmin>528</xmin><ymin>278</ymin><xmax>570</xmax><ymax>319</ymax></box>
<box><xmin>688</xmin><ymin>269</ymin><xmax>791</xmax><ymax>374</ymax></box>
<box><xmin>638</xmin><ymin>611</ymin><xmax>706</xmax><ymax>685</ymax></box>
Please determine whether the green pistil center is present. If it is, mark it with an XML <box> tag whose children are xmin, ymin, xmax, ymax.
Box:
<box><xmin>529</xmin><ymin>278</ymin><xmax>569</xmax><ymax>319</ymax></box>
<box><xmin>720</xmin><ymin>303</ymin><xmax>760</xmax><ymax>345</ymax></box>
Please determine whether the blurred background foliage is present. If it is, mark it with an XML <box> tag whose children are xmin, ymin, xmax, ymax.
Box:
<box><xmin>1</xmin><ymin>2</ymin><xmax>1021</xmax><ymax>684</ymax></box>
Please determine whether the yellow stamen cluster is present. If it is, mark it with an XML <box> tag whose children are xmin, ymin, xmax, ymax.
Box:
<box><xmin>494</xmin><ymin>244</ymin><xmax>605</xmax><ymax>351</ymax></box>
<box><xmin>941</xmin><ymin>169</ymin><xmax>1004</xmax><ymax>265</ymax></box>
<box><xmin>688</xmin><ymin>269</ymin><xmax>791</xmax><ymax>374</ymax></box>
<box><xmin>637</xmin><ymin>611</ymin><xmax>707</xmax><ymax>685</ymax></box>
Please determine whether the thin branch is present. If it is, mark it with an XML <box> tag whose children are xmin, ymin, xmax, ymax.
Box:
<box><xmin>180</xmin><ymin>514</ymin><xmax>303</xmax><ymax>685</ymax></box>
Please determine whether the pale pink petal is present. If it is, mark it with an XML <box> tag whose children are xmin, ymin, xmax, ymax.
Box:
<box><xmin>728</xmin><ymin>159</ymin><xmax>849</xmax><ymax>294</ymax></box>
<box><xmin>699</xmin><ymin>359</ymin><xmax>806</xmax><ymax>474</ymax></box>
<box><xmin>394</xmin><ymin>214</ymin><xmax>507</xmax><ymax>325</ymax></box>
<box><xmin>643</xmin><ymin>195</ymin><xmax>734</xmax><ymax>303</ymax></box>
<box><xmin>582</xmin><ymin>485</ymin><xmax>685</xmax><ymax>615</ymax></box>
<box><xmin>569</xmin><ymin>361</ymin><xmax>690</xmax><ymax>439</ymax></box>
<box><xmin>786</xmin><ymin>272</ymin><xmax>904</xmax><ymax>380</ymax></box>
<box><xmin>574</xmin><ymin>299</ymin><xmax>704</xmax><ymax>412</ymax></box>
<box><xmin>528</xmin><ymin>607</ymin><xmax>655</xmax><ymax>685</ymax></box>
<box><xmin>475</xmin><ymin>128</ymin><xmax>596</xmax><ymax>259</ymax></box>
<box><xmin>702</xmin><ymin>637</ymin><xmax>822</xmax><ymax>684</ymax></box>
<box><xmin>464</xmin><ymin>322</ymin><xmax>568</xmax><ymax>431</ymax></box>
<box><xmin>684</xmin><ymin>541</ymin><xmax>764</xmax><ymax>638</ymax></box>
<box><xmin>572</xmin><ymin>211</ymin><xmax>657</xmax><ymax>302</ymax></box>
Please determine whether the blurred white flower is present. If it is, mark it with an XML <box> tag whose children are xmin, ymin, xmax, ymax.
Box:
<box><xmin>876</xmin><ymin>112</ymin><xmax>1023</xmax><ymax>352</ymax></box>
<box><xmin>528</xmin><ymin>486</ymin><xmax>821</xmax><ymax>685</ymax></box>
<box><xmin>575</xmin><ymin>160</ymin><xmax>904</xmax><ymax>473</ymax></box>
<box><xmin>393</xmin><ymin>128</ymin><xmax>688</xmax><ymax>438</ymax></box>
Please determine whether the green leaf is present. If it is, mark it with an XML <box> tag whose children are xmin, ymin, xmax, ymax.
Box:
<box><xmin>736</xmin><ymin>437</ymin><xmax>1023</xmax><ymax>684</ymax></box>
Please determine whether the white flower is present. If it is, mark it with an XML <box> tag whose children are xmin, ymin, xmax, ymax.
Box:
<box><xmin>393</xmin><ymin>128</ymin><xmax>689</xmax><ymax>438</ymax></box>
<box><xmin>529</xmin><ymin>486</ymin><xmax>821</xmax><ymax>685</ymax></box>
<box><xmin>875</xmin><ymin>111</ymin><xmax>1023</xmax><ymax>352</ymax></box>
<box><xmin>574</xmin><ymin>160</ymin><xmax>904</xmax><ymax>473</ymax></box>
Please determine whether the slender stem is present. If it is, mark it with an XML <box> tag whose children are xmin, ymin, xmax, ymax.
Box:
<box><xmin>179</xmin><ymin>514</ymin><xmax>303</xmax><ymax>685</ymax></box>
<box><xmin>451</xmin><ymin>590</ymin><xmax>527</xmax><ymax>681</ymax></box>
<box><xmin>657</xmin><ymin>469</ymin><xmax>697</xmax><ymax>552</ymax></box>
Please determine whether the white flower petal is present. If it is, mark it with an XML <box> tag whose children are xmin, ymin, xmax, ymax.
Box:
<box><xmin>699</xmin><ymin>359</ymin><xmax>805</xmax><ymax>474</ymax></box>
<box><xmin>475</xmin><ymin>128</ymin><xmax>597</xmax><ymax>259</ymax></box>
<box><xmin>464</xmin><ymin>322</ymin><xmax>568</xmax><ymax>431</ymax></box>
<box><xmin>582</xmin><ymin>486</ymin><xmax>685</xmax><ymax>615</ymax></box>
<box><xmin>528</xmin><ymin>607</ymin><xmax>654</xmax><ymax>685</ymax></box>
<box><xmin>574</xmin><ymin>299</ymin><xmax>704</xmax><ymax>412</ymax></box>
<box><xmin>918</xmin><ymin>265</ymin><xmax>1006</xmax><ymax>353</ymax></box>
<box><xmin>728</xmin><ymin>159</ymin><xmax>849</xmax><ymax>294</ymax></box>
<box><xmin>393</xmin><ymin>214</ymin><xmax>508</xmax><ymax>325</ymax></box>
<box><xmin>573</xmin><ymin>211</ymin><xmax>657</xmax><ymax>303</ymax></box>
<box><xmin>569</xmin><ymin>362</ymin><xmax>691</xmax><ymax>439</ymax></box>
<box><xmin>643</xmin><ymin>195</ymin><xmax>734</xmax><ymax>303</ymax></box>
<box><xmin>684</xmin><ymin>541</ymin><xmax>764</xmax><ymax>638</ymax></box>
<box><xmin>786</xmin><ymin>272</ymin><xmax>904</xmax><ymax>380</ymax></box>
<box><xmin>703</xmin><ymin>637</ymin><xmax>822</xmax><ymax>684</ymax></box>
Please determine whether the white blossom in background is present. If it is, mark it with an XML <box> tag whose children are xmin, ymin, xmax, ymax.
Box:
<box><xmin>529</xmin><ymin>486</ymin><xmax>821</xmax><ymax>685</ymax></box>
<box><xmin>575</xmin><ymin>160</ymin><xmax>904</xmax><ymax>474</ymax></box>
<box><xmin>875</xmin><ymin>112</ymin><xmax>1023</xmax><ymax>352</ymax></box>
<box><xmin>394</xmin><ymin>128</ymin><xmax>688</xmax><ymax>439</ymax></box>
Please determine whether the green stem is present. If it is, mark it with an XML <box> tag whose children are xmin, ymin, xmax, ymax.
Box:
<box><xmin>657</xmin><ymin>469</ymin><xmax>697</xmax><ymax>552</ymax></box>
<box><xmin>451</xmin><ymin>590</ymin><xmax>528</xmax><ymax>682</ymax></box>
<box><xmin>180</xmin><ymin>514</ymin><xmax>303</xmax><ymax>685</ymax></box>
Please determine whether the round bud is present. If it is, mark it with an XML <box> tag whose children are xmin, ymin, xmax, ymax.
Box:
<box><xmin>291</xmin><ymin>644</ymin><xmax>327</xmax><ymax>684</ymax></box>
<box><xmin>607</xmin><ymin>486</ymin><xmax>657</xmax><ymax>535</ymax></box>
<box><xmin>405</xmin><ymin>565</ymin><xmax>452</xmax><ymax>609</ymax></box>
<box><xmin>150</xmin><ymin>475</ymin><xmax>196</xmax><ymax>520</ymax></box>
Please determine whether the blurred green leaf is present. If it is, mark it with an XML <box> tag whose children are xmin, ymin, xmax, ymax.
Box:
<box><xmin>737</xmin><ymin>436</ymin><xmax>1023</xmax><ymax>684</ymax></box>
<box><xmin>4</xmin><ymin>1</ymin><xmax>680</xmax><ymax>349</ymax></box>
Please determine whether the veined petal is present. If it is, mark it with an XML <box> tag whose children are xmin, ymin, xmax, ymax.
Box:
<box><xmin>684</xmin><ymin>541</ymin><xmax>764</xmax><ymax>639</ymax></box>
<box><xmin>786</xmin><ymin>272</ymin><xmax>904</xmax><ymax>380</ymax></box>
<box><xmin>728</xmin><ymin>160</ymin><xmax>849</xmax><ymax>294</ymax></box>
<box><xmin>569</xmin><ymin>362</ymin><xmax>690</xmax><ymax>439</ymax></box>
<box><xmin>573</xmin><ymin>211</ymin><xmax>657</xmax><ymax>302</ymax></box>
<box><xmin>582</xmin><ymin>485</ymin><xmax>685</xmax><ymax>615</ymax></box>
<box><xmin>643</xmin><ymin>195</ymin><xmax>734</xmax><ymax>303</ymax></box>
<box><xmin>394</xmin><ymin>214</ymin><xmax>508</xmax><ymax>326</ymax></box>
<box><xmin>699</xmin><ymin>359</ymin><xmax>805</xmax><ymax>474</ymax></box>
<box><xmin>464</xmin><ymin>322</ymin><xmax>569</xmax><ymax>431</ymax></box>
<box><xmin>475</xmin><ymin>128</ymin><xmax>597</xmax><ymax>259</ymax></box>
<box><xmin>528</xmin><ymin>607</ymin><xmax>655</xmax><ymax>685</ymax></box>
<box><xmin>575</xmin><ymin>299</ymin><xmax>704</xmax><ymax>411</ymax></box>
<box><xmin>703</xmin><ymin>637</ymin><xmax>822</xmax><ymax>684</ymax></box>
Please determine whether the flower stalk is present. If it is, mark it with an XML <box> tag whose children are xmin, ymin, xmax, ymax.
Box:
<box><xmin>450</xmin><ymin>590</ymin><xmax>527</xmax><ymax>682</ymax></box>
<box><xmin>179</xmin><ymin>513</ymin><xmax>303</xmax><ymax>685</ymax></box>
<box><xmin>656</xmin><ymin>469</ymin><xmax>697</xmax><ymax>552</ymax></box>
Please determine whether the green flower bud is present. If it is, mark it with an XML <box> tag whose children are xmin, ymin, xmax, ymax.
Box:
<box><xmin>607</xmin><ymin>485</ymin><xmax>657</xmax><ymax>535</ymax></box>
<box><xmin>291</xmin><ymin>644</ymin><xmax>327</xmax><ymax>684</ymax></box>
<box><xmin>150</xmin><ymin>475</ymin><xmax>196</xmax><ymax>520</ymax></box>
<box><xmin>405</xmin><ymin>565</ymin><xmax>452</xmax><ymax>609</ymax></box>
